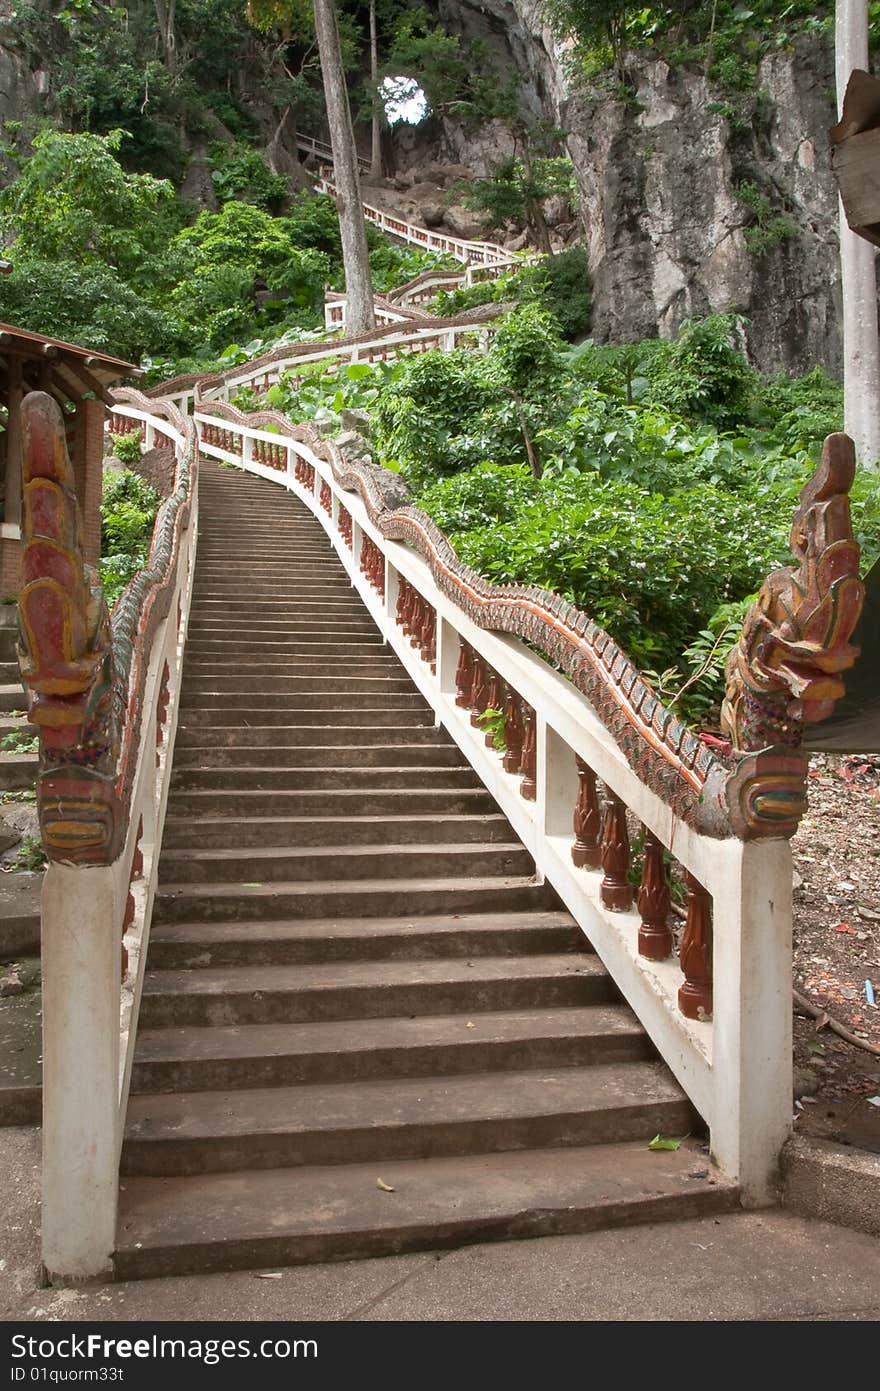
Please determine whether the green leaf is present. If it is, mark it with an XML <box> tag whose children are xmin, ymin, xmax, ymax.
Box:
<box><xmin>647</xmin><ymin>1135</ymin><xmax>681</xmax><ymax>1151</ymax></box>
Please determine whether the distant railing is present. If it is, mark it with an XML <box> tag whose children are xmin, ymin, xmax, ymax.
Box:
<box><xmin>200</xmin><ymin>317</ymin><xmax>496</xmax><ymax>403</ymax></box>
<box><xmin>316</xmin><ymin>174</ymin><xmax>511</xmax><ymax>266</ymax></box>
<box><xmin>186</xmin><ymin>401</ymin><xmax>865</xmax><ymax>1210</ymax></box>
<box><xmin>296</xmin><ymin>131</ymin><xmax>371</xmax><ymax>175</ymax></box>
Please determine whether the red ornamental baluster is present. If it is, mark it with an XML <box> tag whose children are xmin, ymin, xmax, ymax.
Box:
<box><xmin>572</xmin><ymin>758</ymin><xmax>602</xmax><ymax>869</ymax></box>
<box><xmin>396</xmin><ymin>579</ymin><xmax>409</xmax><ymax>630</ymax></box>
<box><xmin>600</xmin><ymin>791</ymin><xmax>633</xmax><ymax>910</ymax></box>
<box><xmin>424</xmin><ymin>609</ymin><xmax>436</xmax><ymax>669</ymax></box>
<box><xmin>520</xmin><ymin>703</ymin><xmax>537</xmax><ymax>800</ymax></box>
<box><xmin>455</xmin><ymin>642</ymin><xmax>474</xmax><ymax>707</ymax></box>
<box><xmin>502</xmin><ymin>685</ymin><xmax>524</xmax><ymax>773</ymax></box>
<box><xmin>400</xmin><ymin>581</ymin><xmax>412</xmax><ymax>635</ymax></box>
<box><xmin>482</xmin><ymin>668</ymin><xmax>503</xmax><ymax>746</ymax></box>
<box><xmin>469</xmin><ymin>657</ymin><xmax>488</xmax><ymax>726</ymax></box>
<box><xmin>637</xmin><ymin>831</ymin><xmax>673</xmax><ymax>960</ymax></box>
<box><xmin>678</xmin><ymin>873</ymin><xmax>713</xmax><ymax>1020</ymax></box>
<box><xmin>409</xmin><ymin>592</ymin><xmax>423</xmax><ymax>648</ymax></box>
<box><xmin>419</xmin><ymin>600</ymin><xmax>433</xmax><ymax>659</ymax></box>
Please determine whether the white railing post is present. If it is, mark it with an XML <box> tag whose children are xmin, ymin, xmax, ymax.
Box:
<box><xmin>709</xmin><ymin>837</ymin><xmax>793</xmax><ymax>1205</ymax></box>
<box><xmin>242</xmin><ymin>434</ymin><xmax>254</xmax><ymax>468</ymax></box>
<box><xmin>41</xmin><ymin>863</ymin><xmax>122</xmax><ymax>1282</ymax></box>
<box><xmin>541</xmin><ymin>722</ymin><xmax>578</xmax><ymax>839</ymax></box>
<box><xmin>436</xmin><ymin>616</ymin><xmax>460</xmax><ymax>700</ymax></box>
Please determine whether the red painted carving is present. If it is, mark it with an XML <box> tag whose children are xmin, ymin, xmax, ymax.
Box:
<box><xmin>637</xmin><ymin>830</ymin><xmax>673</xmax><ymax>959</ymax></box>
<box><xmin>600</xmin><ymin>791</ymin><xmax>633</xmax><ymax>910</ymax></box>
<box><xmin>721</xmin><ymin>434</ymin><xmax>865</xmax><ymax>836</ymax></box>
<box><xmin>484</xmin><ymin>668</ymin><xmax>503</xmax><ymax>747</ymax></box>
<box><xmin>455</xmin><ymin>641</ymin><xmax>474</xmax><ymax>708</ymax></box>
<box><xmin>678</xmin><ymin>872</ymin><xmax>714</xmax><ymax>1020</ymax></box>
<box><xmin>520</xmin><ymin>702</ymin><xmax>537</xmax><ymax>800</ymax></box>
<box><xmin>502</xmin><ymin>685</ymin><xmax>524</xmax><ymax>773</ymax></box>
<box><xmin>469</xmin><ymin>656</ymin><xmax>488</xmax><ymax>727</ymax></box>
<box><xmin>17</xmin><ymin>392</ymin><xmax>118</xmax><ymax>865</ymax></box>
<box><xmin>572</xmin><ymin>757</ymin><xmax>602</xmax><ymax>869</ymax></box>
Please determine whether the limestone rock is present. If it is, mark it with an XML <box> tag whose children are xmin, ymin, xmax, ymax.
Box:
<box><xmin>444</xmin><ymin>204</ymin><xmax>486</xmax><ymax>239</ymax></box>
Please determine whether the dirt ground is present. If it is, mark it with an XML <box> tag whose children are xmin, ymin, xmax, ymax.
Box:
<box><xmin>790</xmin><ymin>753</ymin><xmax>880</xmax><ymax>1153</ymax></box>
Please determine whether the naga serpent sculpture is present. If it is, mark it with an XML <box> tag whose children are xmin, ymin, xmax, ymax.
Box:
<box><xmin>17</xmin><ymin>390</ymin><xmax>194</xmax><ymax>867</ymax></box>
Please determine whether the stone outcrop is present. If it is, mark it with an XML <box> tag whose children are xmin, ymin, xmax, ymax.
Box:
<box><xmin>397</xmin><ymin>3</ymin><xmax>844</xmax><ymax>374</ymax></box>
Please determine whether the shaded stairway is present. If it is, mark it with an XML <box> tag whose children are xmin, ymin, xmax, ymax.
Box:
<box><xmin>115</xmin><ymin>460</ymin><xmax>737</xmax><ymax>1279</ymax></box>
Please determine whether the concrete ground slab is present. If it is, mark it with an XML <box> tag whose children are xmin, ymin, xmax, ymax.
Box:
<box><xmin>3</xmin><ymin>1126</ymin><xmax>880</xmax><ymax>1323</ymax></box>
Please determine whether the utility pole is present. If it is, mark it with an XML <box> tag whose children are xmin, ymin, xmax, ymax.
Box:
<box><xmin>836</xmin><ymin>0</ymin><xmax>880</xmax><ymax>467</ymax></box>
<box><xmin>313</xmin><ymin>0</ymin><xmax>375</xmax><ymax>335</ymax></box>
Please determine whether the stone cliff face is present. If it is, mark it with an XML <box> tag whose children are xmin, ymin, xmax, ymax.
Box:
<box><xmin>422</xmin><ymin>4</ymin><xmax>842</xmax><ymax>374</ymax></box>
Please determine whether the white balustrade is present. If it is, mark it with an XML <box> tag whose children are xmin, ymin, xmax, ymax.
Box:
<box><xmin>191</xmin><ymin>407</ymin><xmax>793</xmax><ymax>1207</ymax></box>
<box><xmin>41</xmin><ymin>401</ymin><xmax>197</xmax><ymax>1280</ymax></box>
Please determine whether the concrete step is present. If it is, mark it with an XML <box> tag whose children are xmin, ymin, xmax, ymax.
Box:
<box><xmin>120</xmin><ymin>1061</ymin><xmax>695</xmax><ymax>1177</ymax></box>
<box><xmin>164</xmin><ymin>787</ymin><xmax>498</xmax><ymax>818</ymax></box>
<box><xmin>183</xmin><ymin>655</ymin><xmax>407</xmax><ymax>675</ymax></box>
<box><xmin>161</xmin><ymin>812</ymin><xmax>512</xmax><ymax>850</ymax></box>
<box><xmin>177</xmin><ymin>692</ymin><xmax>430</xmax><ymax>712</ymax></box>
<box><xmin>130</xmin><ymin>1003</ymin><xmax>647</xmax><ymax>1092</ymax></box>
<box><xmin>115</xmin><ymin>1140</ymin><xmax>737</xmax><ymax>1279</ymax></box>
<box><xmin>170</xmin><ymin>743</ymin><xmax>468</xmax><ymax>770</ymax></box>
<box><xmin>176</xmin><ymin>706</ymin><xmax>433</xmax><ymax>728</ymax></box>
<box><xmin>158</xmin><ymin>840</ymin><xmax>533</xmax><ymax>886</ymax></box>
<box><xmin>0</xmin><ymin>751</ymin><xmax>38</xmax><ymax>791</ymax></box>
<box><xmin>139</xmin><ymin>950</ymin><xmax>603</xmax><ymax>1027</ymax></box>
<box><xmin>152</xmin><ymin>875</ymin><xmax>559</xmax><ymax>926</ymax></box>
<box><xmin>0</xmin><ymin>661</ymin><xmax>20</xmax><ymax>684</ymax></box>
<box><xmin>179</xmin><ymin>676</ymin><xmax>417</xmax><ymax>694</ymax></box>
<box><xmin>0</xmin><ymin>685</ymin><xmax>26</xmax><ymax>714</ymax></box>
<box><xmin>173</xmin><ymin>725</ymin><xmax>449</xmax><ymax>750</ymax></box>
<box><xmin>146</xmin><ymin>910</ymin><xmax>584</xmax><ymax>969</ymax></box>
<box><xmin>168</xmin><ymin>765</ymin><xmax>483</xmax><ymax>793</ymax></box>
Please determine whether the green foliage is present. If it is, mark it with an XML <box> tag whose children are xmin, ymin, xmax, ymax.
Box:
<box><xmin>112</xmin><ymin>430</ymin><xmax>144</xmax><ymax>467</ymax></box>
<box><xmin>259</xmin><ymin>356</ymin><xmax>403</xmax><ymax>432</ymax></box>
<box><xmin>381</xmin><ymin>6</ymin><xmax>517</xmax><ymax>126</ymax></box>
<box><xmin>0</xmin><ymin>129</ymin><xmax>176</xmax><ymax>277</ymax></box>
<box><xmin>643</xmin><ymin>313</ymin><xmax>757</xmax><ymax>430</ymax></box>
<box><xmin>13</xmin><ymin>834</ymin><xmax>47</xmax><ymax>873</ymax></box>
<box><xmin>461</xmin><ymin>155</ymin><xmax>576</xmax><ymax>253</ymax></box>
<box><xmin>755</xmin><ymin>367</ymin><xmax>843</xmax><ymax>454</ymax></box>
<box><xmin>0</xmin><ymin>729</ymin><xmax>39</xmax><ymax>754</ymax></box>
<box><xmin>432</xmin><ymin>247</ymin><xmax>592</xmax><ymax>343</ymax></box>
<box><xmin>100</xmin><ymin>470</ymin><xmax>161</xmax><ymax>608</ymax></box>
<box><xmin>0</xmin><ymin>256</ymin><xmax>175</xmax><ymax>362</ymax></box>
<box><xmin>165</xmin><ymin>201</ymin><xmax>330</xmax><ymax>353</ymax></box>
<box><xmin>737</xmin><ymin>180</ymin><xmax>798</xmax><ymax>257</ymax></box>
<box><xmin>476</xmin><ymin>708</ymin><xmax>507</xmax><ymax>752</ymax></box>
<box><xmin>209</xmin><ymin>143</ymin><xmax>288</xmax><ymax>212</ymax></box>
<box><xmin>374</xmin><ymin>306</ymin><xmax>568</xmax><ymax>487</ymax></box>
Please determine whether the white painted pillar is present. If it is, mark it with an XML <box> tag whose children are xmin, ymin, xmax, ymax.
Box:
<box><xmin>836</xmin><ymin>0</ymin><xmax>880</xmax><ymax>467</ymax></box>
<box><xmin>709</xmin><ymin>837</ymin><xmax>793</xmax><ymax>1205</ymax></box>
<box><xmin>41</xmin><ymin>862</ymin><xmax>122</xmax><ymax>1282</ymax></box>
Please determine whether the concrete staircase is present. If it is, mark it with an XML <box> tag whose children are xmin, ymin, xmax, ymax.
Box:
<box><xmin>115</xmin><ymin>460</ymin><xmax>737</xmax><ymax>1279</ymax></box>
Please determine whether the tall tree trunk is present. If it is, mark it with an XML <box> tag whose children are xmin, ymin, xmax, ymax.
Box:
<box><xmin>313</xmin><ymin>0</ymin><xmax>375</xmax><ymax>335</ymax></box>
<box><xmin>369</xmin><ymin>0</ymin><xmax>382</xmax><ymax>180</ymax></box>
<box><xmin>836</xmin><ymin>0</ymin><xmax>880</xmax><ymax>468</ymax></box>
<box><xmin>153</xmin><ymin>0</ymin><xmax>177</xmax><ymax>69</ymax></box>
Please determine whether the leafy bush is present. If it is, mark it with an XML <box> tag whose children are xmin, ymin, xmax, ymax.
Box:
<box><xmin>100</xmin><ymin>471</ymin><xmax>161</xmax><ymax>608</ymax></box>
<box><xmin>644</xmin><ymin>313</ymin><xmax>757</xmax><ymax>430</ymax></box>
<box><xmin>0</xmin><ymin>257</ymin><xmax>175</xmax><ymax>362</ymax></box>
<box><xmin>112</xmin><ymin>431</ymin><xmax>143</xmax><ymax>467</ymax></box>
<box><xmin>756</xmin><ymin>367</ymin><xmax>843</xmax><ymax>455</ymax></box>
<box><xmin>431</xmin><ymin>246</ymin><xmax>592</xmax><ymax>342</ymax></box>
<box><xmin>210</xmin><ymin>143</ymin><xmax>288</xmax><ymax>212</ymax></box>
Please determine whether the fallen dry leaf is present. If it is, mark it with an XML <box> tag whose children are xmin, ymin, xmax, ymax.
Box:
<box><xmin>376</xmin><ymin>1177</ymin><xmax>395</xmax><ymax>1192</ymax></box>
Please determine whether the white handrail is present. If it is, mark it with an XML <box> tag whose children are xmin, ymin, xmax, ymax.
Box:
<box><xmin>316</xmin><ymin>175</ymin><xmax>511</xmax><ymax>265</ymax></box>
<box><xmin>192</xmin><ymin>405</ymin><xmax>793</xmax><ymax>1207</ymax></box>
<box><xmin>39</xmin><ymin>401</ymin><xmax>197</xmax><ymax>1281</ymax></box>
